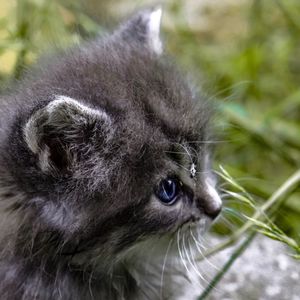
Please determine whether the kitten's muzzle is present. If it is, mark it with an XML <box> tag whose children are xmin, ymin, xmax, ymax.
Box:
<box><xmin>182</xmin><ymin>183</ymin><xmax>222</xmax><ymax>220</ymax></box>
<box><xmin>196</xmin><ymin>197</ymin><xmax>222</xmax><ymax>220</ymax></box>
<box><xmin>205</xmin><ymin>203</ymin><xmax>222</xmax><ymax>220</ymax></box>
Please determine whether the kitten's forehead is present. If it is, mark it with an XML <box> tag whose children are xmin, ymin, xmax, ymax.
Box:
<box><xmin>165</xmin><ymin>140</ymin><xmax>205</xmax><ymax>181</ymax></box>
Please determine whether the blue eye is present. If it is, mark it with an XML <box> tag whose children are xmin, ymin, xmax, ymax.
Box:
<box><xmin>156</xmin><ymin>178</ymin><xmax>181</xmax><ymax>205</ymax></box>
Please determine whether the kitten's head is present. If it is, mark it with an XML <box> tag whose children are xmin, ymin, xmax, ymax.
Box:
<box><xmin>2</xmin><ymin>8</ymin><xmax>221</xmax><ymax>263</ymax></box>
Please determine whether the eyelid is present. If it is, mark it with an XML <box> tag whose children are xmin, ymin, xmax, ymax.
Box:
<box><xmin>165</xmin><ymin>174</ymin><xmax>182</xmax><ymax>185</ymax></box>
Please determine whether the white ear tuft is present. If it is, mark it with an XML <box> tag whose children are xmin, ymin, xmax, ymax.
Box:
<box><xmin>119</xmin><ymin>7</ymin><xmax>164</xmax><ymax>55</ymax></box>
<box><xmin>24</xmin><ymin>95</ymin><xmax>112</xmax><ymax>172</ymax></box>
<box><xmin>148</xmin><ymin>7</ymin><xmax>163</xmax><ymax>55</ymax></box>
<box><xmin>24</xmin><ymin>95</ymin><xmax>110</xmax><ymax>154</ymax></box>
<box><xmin>47</xmin><ymin>95</ymin><xmax>110</xmax><ymax>121</ymax></box>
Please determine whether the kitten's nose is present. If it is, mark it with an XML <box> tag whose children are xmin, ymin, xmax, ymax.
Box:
<box><xmin>197</xmin><ymin>182</ymin><xmax>222</xmax><ymax>220</ymax></box>
<box><xmin>193</xmin><ymin>198</ymin><xmax>222</xmax><ymax>220</ymax></box>
<box><xmin>203</xmin><ymin>202</ymin><xmax>222</xmax><ymax>220</ymax></box>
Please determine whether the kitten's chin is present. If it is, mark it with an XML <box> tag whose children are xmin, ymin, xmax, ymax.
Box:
<box><xmin>115</xmin><ymin>222</ymin><xmax>211</xmax><ymax>300</ymax></box>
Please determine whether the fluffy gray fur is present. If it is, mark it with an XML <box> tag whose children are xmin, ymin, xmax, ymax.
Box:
<box><xmin>0</xmin><ymin>8</ymin><xmax>222</xmax><ymax>300</ymax></box>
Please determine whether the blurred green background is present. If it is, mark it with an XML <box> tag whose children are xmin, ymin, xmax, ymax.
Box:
<box><xmin>0</xmin><ymin>0</ymin><xmax>299</xmax><ymax>240</ymax></box>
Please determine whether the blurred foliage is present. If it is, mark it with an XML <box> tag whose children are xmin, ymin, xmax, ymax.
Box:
<box><xmin>0</xmin><ymin>0</ymin><xmax>299</xmax><ymax>244</ymax></box>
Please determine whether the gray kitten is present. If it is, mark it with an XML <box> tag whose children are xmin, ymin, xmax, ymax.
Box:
<box><xmin>0</xmin><ymin>8</ymin><xmax>222</xmax><ymax>300</ymax></box>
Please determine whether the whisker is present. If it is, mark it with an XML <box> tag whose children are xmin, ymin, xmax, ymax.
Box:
<box><xmin>164</xmin><ymin>150</ymin><xmax>191</xmax><ymax>156</ymax></box>
<box><xmin>88</xmin><ymin>259</ymin><xmax>97</xmax><ymax>300</ymax></box>
<box><xmin>186</xmin><ymin>140</ymin><xmax>226</xmax><ymax>145</ymax></box>
<box><xmin>188</xmin><ymin>146</ymin><xmax>200</xmax><ymax>163</ymax></box>
<box><xmin>194</xmin><ymin>227</ymin><xmax>213</xmax><ymax>250</ymax></box>
<box><xmin>190</xmin><ymin>228</ymin><xmax>219</xmax><ymax>271</ymax></box>
<box><xmin>193</xmin><ymin>234</ymin><xmax>208</xmax><ymax>251</ymax></box>
<box><xmin>183</xmin><ymin>231</ymin><xmax>208</xmax><ymax>283</ymax></box>
<box><xmin>188</xmin><ymin>233</ymin><xmax>224</xmax><ymax>295</ymax></box>
<box><xmin>177</xmin><ymin>229</ymin><xmax>191</xmax><ymax>277</ymax></box>
<box><xmin>185</xmin><ymin>232</ymin><xmax>208</xmax><ymax>283</ymax></box>
<box><xmin>205</xmin><ymin>80</ymin><xmax>251</xmax><ymax>102</ymax></box>
<box><xmin>171</xmin><ymin>160</ymin><xmax>193</xmax><ymax>173</ymax></box>
<box><xmin>174</xmin><ymin>142</ymin><xmax>194</xmax><ymax>165</ymax></box>
<box><xmin>160</xmin><ymin>238</ymin><xmax>174</xmax><ymax>300</ymax></box>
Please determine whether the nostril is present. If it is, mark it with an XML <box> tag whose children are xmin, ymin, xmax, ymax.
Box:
<box><xmin>206</xmin><ymin>204</ymin><xmax>222</xmax><ymax>220</ymax></box>
<box><xmin>196</xmin><ymin>197</ymin><xmax>222</xmax><ymax>220</ymax></box>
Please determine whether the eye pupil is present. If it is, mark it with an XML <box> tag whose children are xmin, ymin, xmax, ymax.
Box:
<box><xmin>156</xmin><ymin>178</ymin><xmax>180</xmax><ymax>205</ymax></box>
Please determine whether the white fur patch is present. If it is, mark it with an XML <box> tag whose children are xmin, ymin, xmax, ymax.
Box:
<box><xmin>24</xmin><ymin>114</ymin><xmax>39</xmax><ymax>154</ymax></box>
<box><xmin>147</xmin><ymin>8</ymin><xmax>163</xmax><ymax>55</ymax></box>
<box><xmin>49</xmin><ymin>95</ymin><xmax>110</xmax><ymax>122</ymax></box>
<box><xmin>39</xmin><ymin>200</ymin><xmax>83</xmax><ymax>234</ymax></box>
<box><xmin>24</xmin><ymin>95</ymin><xmax>111</xmax><ymax>154</ymax></box>
<box><xmin>205</xmin><ymin>178</ymin><xmax>222</xmax><ymax>211</ymax></box>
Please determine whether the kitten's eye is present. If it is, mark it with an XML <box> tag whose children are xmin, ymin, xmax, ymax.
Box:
<box><xmin>156</xmin><ymin>178</ymin><xmax>181</xmax><ymax>205</ymax></box>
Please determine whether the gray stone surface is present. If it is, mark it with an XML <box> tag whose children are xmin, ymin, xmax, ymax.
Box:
<box><xmin>202</xmin><ymin>235</ymin><xmax>300</xmax><ymax>300</ymax></box>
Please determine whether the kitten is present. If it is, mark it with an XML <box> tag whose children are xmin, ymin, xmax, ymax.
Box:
<box><xmin>0</xmin><ymin>8</ymin><xmax>222</xmax><ymax>300</ymax></box>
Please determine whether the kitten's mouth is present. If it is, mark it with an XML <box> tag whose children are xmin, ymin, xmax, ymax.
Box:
<box><xmin>176</xmin><ymin>215</ymin><xmax>207</xmax><ymax>234</ymax></box>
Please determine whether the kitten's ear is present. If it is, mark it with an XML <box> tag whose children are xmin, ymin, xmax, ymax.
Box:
<box><xmin>119</xmin><ymin>7</ymin><xmax>163</xmax><ymax>55</ymax></box>
<box><xmin>24</xmin><ymin>96</ymin><xmax>111</xmax><ymax>173</ymax></box>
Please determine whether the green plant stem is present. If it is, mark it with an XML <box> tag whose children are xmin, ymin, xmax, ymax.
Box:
<box><xmin>223</xmin><ymin>107</ymin><xmax>298</xmax><ymax>166</ymax></box>
<box><xmin>275</xmin><ymin>0</ymin><xmax>300</xmax><ymax>33</ymax></box>
<box><xmin>198</xmin><ymin>231</ymin><xmax>257</xmax><ymax>300</ymax></box>
<box><xmin>198</xmin><ymin>169</ymin><xmax>300</xmax><ymax>261</ymax></box>
<box><xmin>13</xmin><ymin>0</ymin><xmax>31</xmax><ymax>79</ymax></box>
